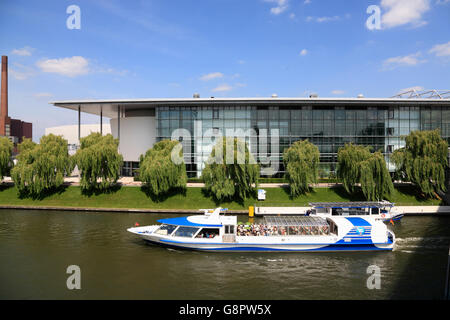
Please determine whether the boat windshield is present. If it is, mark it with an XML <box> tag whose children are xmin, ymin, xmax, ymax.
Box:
<box><xmin>154</xmin><ymin>224</ymin><xmax>178</xmax><ymax>236</ymax></box>
<box><xmin>173</xmin><ymin>226</ymin><xmax>199</xmax><ymax>238</ymax></box>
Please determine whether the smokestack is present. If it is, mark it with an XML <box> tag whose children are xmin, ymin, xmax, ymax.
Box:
<box><xmin>1</xmin><ymin>55</ymin><xmax>10</xmax><ymax>136</ymax></box>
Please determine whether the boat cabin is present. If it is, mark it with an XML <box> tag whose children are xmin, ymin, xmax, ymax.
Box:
<box><xmin>309</xmin><ymin>201</ymin><xmax>394</xmax><ymax>217</ymax></box>
<box><xmin>154</xmin><ymin>208</ymin><xmax>237</xmax><ymax>241</ymax></box>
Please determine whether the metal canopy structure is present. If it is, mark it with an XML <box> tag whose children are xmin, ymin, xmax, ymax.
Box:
<box><xmin>392</xmin><ymin>89</ymin><xmax>450</xmax><ymax>99</ymax></box>
<box><xmin>263</xmin><ymin>216</ymin><xmax>328</xmax><ymax>227</ymax></box>
<box><xmin>309</xmin><ymin>201</ymin><xmax>394</xmax><ymax>209</ymax></box>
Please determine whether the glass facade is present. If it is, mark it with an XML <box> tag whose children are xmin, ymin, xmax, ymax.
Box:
<box><xmin>155</xmin><ymin>104</ymin><xmax>450</xmax><ymax>178</ymax></box>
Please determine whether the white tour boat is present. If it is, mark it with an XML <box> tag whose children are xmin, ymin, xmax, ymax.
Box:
<box><xmin>307</xmin><ymin>201</ymin><xmax>404</xmax><ymax>222</ymax></box>
<box><xmin>127</xmin><ymin>207</ymin><xmax>395</xmax><ymax>252</ymax></box>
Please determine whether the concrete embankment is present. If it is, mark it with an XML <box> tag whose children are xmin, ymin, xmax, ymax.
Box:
<box><xmin>396</xmin><ymin>206</ymin><xmax>450</xmax><ymax>215</ymax></box>
<box><xmin>0</xmin><ymin>205</ymin><xmax>248</xmax><ymax>215</ymax></box>
<box><xmin>1</xmin><ymin>205</ymin><xmax>450</xmax><ymax>216</ymax></box>
<box><xmin>254</xmin><ymin>206</ymin><xmax>450</xmax><ymax>216</ymax></box>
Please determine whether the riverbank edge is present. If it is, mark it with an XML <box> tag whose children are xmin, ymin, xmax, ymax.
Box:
<box><xmin>1</xmin><ymin>204</ymin><xmax>450</xmax><ymax>216</ymax></box>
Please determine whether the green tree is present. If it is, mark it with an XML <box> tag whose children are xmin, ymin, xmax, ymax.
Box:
<box><xmin>283</xmin><ymin>139</ymin><xmax>320</xmax><ymax>197</ymax></box>
<box><xmin>337</xmin><ymin>143</ymin><xmax>394</xmax><ymax>201</ymax></box>
<box><xmin>202</xmin><ymin>137</ymin><xmax>259</xmax><ymax>202</ymax></box>
<box><xmin>139</xmin><ymin>139</ymin><xmax>187</xmax><ymax>197</ymax></box>
<box><xmin>392</xmin><ymin>129</ymin><xmax>448</xmax><ymax>198</ymax></box>
<box><xmin>0</xmin><ymin>136</ymin><xmax>14</xmax><ymax>180</ymax></box>
<box><xmin>74</xmin><ymin>133</ymin><xmax>123</xmax><ymax>191</ymax></box>
<box><xmin>11</xmin><ymin>135</ymin><xmax>73</xmax><ymax>196</ymax></box>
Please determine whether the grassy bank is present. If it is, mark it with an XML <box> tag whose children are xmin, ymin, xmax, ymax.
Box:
<box><xmin>0</xmin><ymin>184</ymin><xmax>443</xmax><ymax>211</ymax></box>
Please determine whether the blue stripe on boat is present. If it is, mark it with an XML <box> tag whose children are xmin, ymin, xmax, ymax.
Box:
<box><xmin>145</xmin><ymin>240</ymin><xmax>391</xmax><ymax>252</ymax></box>
<box><xmin>345</xmin><ymin>217</ymin><xmax>372</xmax><ymax>227</ymax></box>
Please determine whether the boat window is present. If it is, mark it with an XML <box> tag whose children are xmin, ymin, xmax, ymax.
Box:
<box><xmin>154</xmin><ymin>224</ymin><xmax>178</xmax><ymax>236</ymax></box>
<box><xmin>327</xmin><ymin>219</ymin><xmax>338</xmax><ymax>235</ymax></box>
<box><xmin>196</xmin><ymin>228</ymin><xmax>220</xmax><ymax>238</ymax></box>
<box><xmin>173</xmin><ymin>226</ymin><xmax>199</xmax><ymax>238</ymax></box>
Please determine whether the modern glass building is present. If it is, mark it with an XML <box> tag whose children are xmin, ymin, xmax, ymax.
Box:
<box><xmin>51</xmin><ymin>92</ymin><xmax>450</xmax><ymax>177</ymax></box>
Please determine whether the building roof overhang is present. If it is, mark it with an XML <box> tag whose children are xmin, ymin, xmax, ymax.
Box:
<box><xmin>50</xmin><ymin>97</ymin><xmax>450</xmax><ymax>118</ymax></box>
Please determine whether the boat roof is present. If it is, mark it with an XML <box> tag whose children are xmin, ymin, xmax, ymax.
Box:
<box><xmin>157</xmin><ymin>216</ymin><xmax>222</xmax><ymax>228</ymax></box>
<box><xmin>264</xmin><ymin>216</ymin><xmax>328</xmax><ymax>227</ymax></box>
<box><xmin>309</xmin><ymin>201</ymin><xmax>394</xmax><ymax>209</ymax></box>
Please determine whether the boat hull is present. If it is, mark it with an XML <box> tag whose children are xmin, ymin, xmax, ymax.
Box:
<box><xmin>142</xmin><ymin>237</ymin><xmax>394</xmax><ymax>252</ymax></box>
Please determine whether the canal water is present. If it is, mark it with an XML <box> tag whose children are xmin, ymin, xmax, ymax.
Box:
<box><xmin>0</xmin><ymin>209</ymin><xmax>449</xmax><ymax>300</ymax></box>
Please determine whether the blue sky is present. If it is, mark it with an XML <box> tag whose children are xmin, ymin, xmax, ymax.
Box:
<box><xmin>0</xmin><ymin>0</ymin><xmax>449</xmax><ymax>141</ymax></box>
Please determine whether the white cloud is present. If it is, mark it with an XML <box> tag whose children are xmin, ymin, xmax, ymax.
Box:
<box><xmin>96</xmin><ymin>66</ymin><xmax>129</xmax><ymax>76</ymax></box>
<box><xmin>211</xmin><ymin>84</ymin><xmax>233</xmax><ymax>92</ymax></box>
<box><xmin>200</xmin><ymin>72</ymin><xmax>224</xmax><ymax>81</ymax></box>
<box><xmin>380</xmin><ymin>0</ymin><xmax>430</xmax><ymax>29</ymax></box>
<box><xmin>306</xmin><ymin>15</ymin><xmax>348</xmax><ymax>23</ymax></box>
<box><xmin>11</xmin><ymin>46</ymin><xmax>33</xmax><ymax>56</ymax></box>
<box><xmin>10</xmin><ymin>69</ymin><xmax>30</xmax><ymax>80</ymax></box>
<box><xmin>317</xmin><ymin>16</ymin><xmax>340</xmax><ymax>23</ymax></box>
<box><xmin>36</xmin><ymin>56</ymin><xmax>89</xmax><ymax>77</ymax></box>
<box><xmin>429</xmin><ymin>41</ymin><xmax>450</xmax><ymax>57</ymax></box>
<box><xmin>9</xmin><ymin>63</ymin><xmax>35</xmax><ymax>80</ymax></box>
<box><xmin>304</xmin><ymin>0</ymin><xmax>312</xmax><ymax>4</ymax></box>
<box><xmin>264</xmin><ymin>0</ymin><xmax>289</xmax><ymax>15</ymax></box>
<box><xmin>331</xmin><ymin>90</ymin><xmax>345</xmax><ymax>95</ymax></box>
<box><xmin>34</xmin><ymin>92</ymin><xmax>53</xmax><ymax>98</ymax></box>
<box><xmin>382</xmin><ymin>52</ymin><xmax>426</xmax><ymax>70</ymax></box>
<box><xmin>299</xmin><ymin>49</ymin><xmax>308</xmax><ymax>56</ymax></box>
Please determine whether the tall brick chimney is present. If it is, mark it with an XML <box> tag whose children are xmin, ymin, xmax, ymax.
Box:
<box><xmin>1</xmin><ymin>55</ymin><xmax>10</xmax><ymax>136</ymax></box>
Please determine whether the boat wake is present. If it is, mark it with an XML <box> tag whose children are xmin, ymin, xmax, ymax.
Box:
<box><xmin>394</xmin><ymin>236</ymin><xmax>450</xmax><ymax>253</ymax></box>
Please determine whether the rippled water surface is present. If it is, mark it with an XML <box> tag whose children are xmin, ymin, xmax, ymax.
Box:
<box><xmin>0</xmin><ymin>209</ymin><xmax>449</xmax><ymax>299</ymax></box>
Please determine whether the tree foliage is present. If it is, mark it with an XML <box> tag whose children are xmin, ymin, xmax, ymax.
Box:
<box><xmin>74</xmin><ymin>133</ymin><xmax>123</xmax><ymax>191</ymax></box>
<box><xmin>0</xmin><ymin>136</ymin><xmax>14</xmax><ymax>180</ymax></box>
<box><xmin>392</xmin><ymin>129</ymin><xmax>448</xmax><ymax>198</ymax></box>
<box><xmin>283</xmin><ymin>139</ymin><xmax>320</xmax><ymax>197</ymax></box>
<box><xmin>139</xmin><ymin>139</ymin><xmax>187</xmax><ymax>196</ymax></box>
<box><xmin>201</xmin><ymin>137</ymin><xmax>259</xmax><ymax>202</ymax></box>
<box><xmin>337</xmin><ymin>143</ymin><xmax>394</xmax><ymax>201</ymax></box>
<box><xmin>11</xmin><ymin>135</ymin><xmax>73</xmax><ymax>196</ymax></box>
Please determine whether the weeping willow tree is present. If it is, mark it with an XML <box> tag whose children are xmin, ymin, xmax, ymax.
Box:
<box><xmin>11</xmin><ymin>135</ymin><xmax>73</xmax><ymax>196</ymax></box>
<box><xmin>74</xmin><ymin>133</ymin><xmax>123</xmax><ymax>191</ymax></box>
<box><xmin>139</xmin><ymin>139</ymin><xmax>187</xmax><ymax>197</ymax></box>
<box><xmin>283</xmin><ymin>140</ymin><xmax>320</xmax><ymax>197</ymax></box>
<box><xmin>202</xmin><ymin>137</ymin><xmax>259</xmax><ymax>202</ymax></box>
<box><xmin>391</xmin><ymin>129</ymin><xmax>448</xmax><ymax>198</ymax></box>
<box><xmin>0</xmin><ymin>136</ymin><xmax>14</xmax><ymax>180</ymax></box>
<box><xmin>337</xmin><ymin>143</ymin><xmax>394</xmax><ymax>201</ymax></box>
